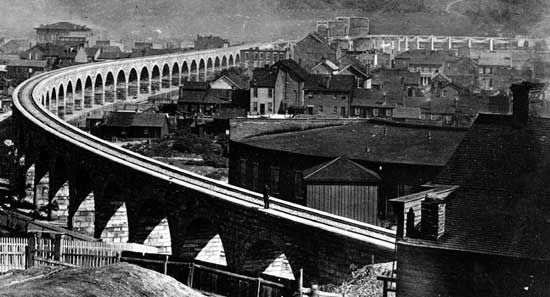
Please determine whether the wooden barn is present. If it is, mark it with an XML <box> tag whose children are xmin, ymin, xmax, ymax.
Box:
<box><xmin>304</xmin><ymin>157</ymin><xmax>381</xmax><ymax>225</ymax></box>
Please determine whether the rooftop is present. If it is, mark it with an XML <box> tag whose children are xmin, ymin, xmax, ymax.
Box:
<box><xmin>36</xmin><ymin>22</ymin><xmax>91</xmax><ymax>32</ymax></box>
<box><xmin>250</xmin><ymin>67</ymin><xmax>278</xmax><ymax>88</ymax></box>
<box><xmin>305</xmin><ymin>74</ymin><xmax>355</xmax><ymax>92</ymax></box>
<box><xmin>304</xmin><ymin>156</ymin><xmax>381</xmax><ymax>184</ymax></box>
<box><xmin>240</xmin><ymin>121</ymin><xmax>466</xmax><ymax>167</ymax></box>
<box><xmin>103</xmin><ymin>112</ymin><xmax>168</xmax><ymax>128</ymax></box>
<box><xmin>273</xmin><ymin>59</ymin><xmax>310</xmax><ymax>81</ymax></box>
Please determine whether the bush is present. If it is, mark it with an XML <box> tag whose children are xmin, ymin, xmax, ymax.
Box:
<box><xmin>203</xmin><ymin>153</ymin><xmax>227</xmax><ymax>168</ymax></box>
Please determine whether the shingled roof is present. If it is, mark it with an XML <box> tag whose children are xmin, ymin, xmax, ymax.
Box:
<box><xmin>240</xmin><ymin>121</ymin><xmax>465</xmax><ymax>166</ymax></box>
<box><xmin>250</xmin><ymin>67</ymin><xmax>278</xmax><ymax>88</ymax></box>
<box><xmin>304</xmin><ymin>74</ymin><xmax>355</xmax><ymax>92</ymax></box>
<box><xmin>273</xmin><ymin>59</ymin><xmax>310</xmax><ymax>81</ymax></box>
<box><xmin>417</xmin><ymin>109</ymin><xmax>550</xmax><ymax>259</ymax></box>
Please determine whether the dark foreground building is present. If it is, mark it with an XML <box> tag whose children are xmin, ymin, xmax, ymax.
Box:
<box><xmin>391</xmin><ymin>82</ymin><xmax>550</xmax><ymax>297</ymax></box>
<box><xmin>229</xmin><ymin>120</ymin><xmax>466</xmax><ymax>226</ymax></box>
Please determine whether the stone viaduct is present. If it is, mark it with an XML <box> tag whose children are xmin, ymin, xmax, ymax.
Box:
<box><xmin>11</xmin><ymin>43</ymin><xmax>396</xmax><ymax>283</ymax></box>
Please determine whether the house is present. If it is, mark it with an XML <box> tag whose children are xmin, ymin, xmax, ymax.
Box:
<box><xmin>0</xmin><ymin>39</ymin><xmax>32</xmax><ymax>55</ymax></box>
<box><xmin>272</xmin><ymin>59</ymin><xmax>310</xmax><ymax>114</ymax></box>
<box><xmin>353</xmin><ymin>49</ymin><xmax>392</xmax><ymax>71</ymax></box>
<box><xmin>249</xmin><ymin>67</ymin><xmax>278</xmax><ymax>116</ymax></box>
<box><xmin>291</xmin><ymin>32</ymin><xmax>337</xmax><ymax>71</ymax></box>
<box><xmin>311</xmin><ymin>59</ymin><xmax>340</xmax><ymax>75</ymax></box>
<box><xmin>430</xmin><ymin>73</ymin><xmax>471</xmax><ymax>99</ymax></box>
<box><xmin>194</xmin><ymin>35</ymin><xmax>229</xmax><ymax>50</ymax></box>
<box><xmin>35</xmin><ymin>22</ymin><xmax>92</xmax><ymax>45</ymax></box>
<box><xmin>229</xmin><ymin>120</ymin><xmax>466</xmax><ymax>224</ymax></box>
<box><xmin>369</xmin><ymin>68</ymin><xmax>422</xmax><ymax>99</ymax></box>
<box><xmin>303</xmin><ymin>157</ymin><xmax>381</xmax><ymax>225</ymax></box>
<box><xmin>94</xmin><ymin>111</ymin><xmax>170</xmax><ymax>139</ymax></box>
<box><xmin>337</xmin><ymin>55</ymin><xmax>370</xmax><ymax>88</ymax></box>
<box><xmin>6</xmin><ymin>60</ymin><xmax>48</xmax><ymax>84</ymax></box>
<box><xmin>210</xmin><ymin>73</ymin><xmax>249</xmax><ymax>91</ymax></box>
<box><xmin>390</xmin><ymin>82</ymin><xmax>550</xmax><ymax>297</ymax></box>
<box><xmin>303</xmin><ymin>74</ymin><xmax>355</xmax><ymax>117</ymax></box>
<box><xmin>23</xmin><ymin>43</ymin><xmax>80</xmax><ymax>69</ymax></box>
<box><xmin>395</xmin><ymin>50</ymin><xmax>459</xmax><ymax>86</ymax></box>
<box><xmin>240</xmin><ymin>47</ymin><xmax>288</xmax><ymax>70</ymax></box>
<box><xmin>178</xmin><ymin>81</ymin><xmax>210</xmax><ymax>114</ymax></box>
<box><xmin>178</xmin><ymin>81</ymin><xmax>246</xmax><ymax>117</ymax></box>
<box><xmin>351</xmin><ymin>88</ymin><xmax>396</xmax><ymax>119</ymax></box>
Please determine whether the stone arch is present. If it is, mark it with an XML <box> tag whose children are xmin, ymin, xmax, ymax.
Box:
<box><xmin>51</xmin><ymin>87</ymin><xmax>57</xmax><ymax>112</ymax></box>
<box><xmin>241</xmin><ymin>236</ymin><xmax>296</xmax><ymax>280</ymax></box>
<box><xmin>84</xmin><ymin>76</ymin><xmax>93</xmax><ymax>108</ymax></box>
<box><xmin>190</xmin><ymin>60</ymin><xmax>198</xmax><ymax>81</ymax></box>
<box><xmin>207</xmin><ymin>57</ymin><xmax>213</xmax><ymax>79</ymax></box>
<box><xmin>172</xmin><ymin>63</ymin><xmax>180</xmax><ymax>87</ymax></box>
<box><xmin>161</xmin><ymin>63</ymin><xmax>171</xmax><ymax>89</ymax></box>
<box><xmin>221</xmin><ymin>56</ymin><xmax>228</xmax><ymax>69</ymax></box>
<box><xmin>45</xmin><ymin>92</ymin><xmax>50</xmax><ymax>108</ymax></box>
<box><xmin>116</xmin><ymin>70</ymin><xmax>127</xmax><ymax>101</ymax></box>
<box><xmin>128</xmin><ymin>68</ymin><xmax>139</xmax><ymax>98</ymax></box>
<box><xmin>127</xmin><ymin>198</ymin><xmax>171</xmax><ymax>254</ymax></box>
<box><xmin>229</xmin><ymin>55</ymin><xmax>234</xmax><ymax>67</ymax></box>
<box><xmin>74</xmin><ymin>79</ymin><xmax>83</xmax><ymax>111</ymax></box>
<box><xmin>104</xmin><ymin>72</ymin><xmax>115</xmax><ymax>103</ymax></box>
<box><xmin>67</xmin><ymin>165</ymin><xmax>95</xmax><ymax>236</ymax></box>
<box><xmin>151</xmin><ymin>65</ymin><xmax>161</xmax><ymax>93</ymax></box>
<box><xmin>140</xmin><ymin>67</ymin><xmax>150</xmax><ymax>94</ymax></box>
<box><xmin>57</xmin><ymin>84</ymin><xmax>65</xmax><ymax>117</ymax></box>
<box><xmin>181</xmin><ymin>61</ymin><xmax>189</xmax><ymax>82</ymax></box>
<box><xmin>178</xmin><ymin>217</ymin><xmax>227</xmax><ymax>266</ymax></box>
<box><xmin>66</xmin><ymin>81</ymin><xmax>74</xmax><ymax>115</ymax></box>
<box><xmin>94</xmin><ymin>180</ymin><xmax>129</xmax><ymax>243</ymax></box>
<box><xmin>198</xmin><ymin>59</ymin><xmax>206</xmax><ymax>81</ymax></box>
<box><xmin>235</xmin><ymin>53</ymin><xmax>240</xmax><ymax>65</ymax></box>
<box><xmin>214</xmin><ymin>57</ymin><xmax>221</xmax><ymax>72</ymax></box>
<box><xmin>94</xmin><ymin>73</ymin><xmax>104</xmax><ymax>105</ymax></box>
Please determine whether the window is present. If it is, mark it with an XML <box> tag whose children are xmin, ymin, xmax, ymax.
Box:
<box><xmin>260</xmin><ymin>53</ymin><xmax>264</xmax><ymax>60</ymax></box>
<box><xmin>354</xmin><ymin>107</ymin><xmax>360</xmax><ymax>116</ymax></box>
<box><xmin>442</xmin><ymin>90</ymin><xmax>447</xmax><ymax>97</ymax></box>
<box><xmin>239</xmin><ymin>159</ymin><xmax>247</xmax><ymax>186</ymax></box>
<box><xmin>244</xmin><ymin>52</ymin><xmax>249</xmax><ymax>60</ymax></box>
<box><xmin>341</xmin><ymin>106</ymin><xmax>346</xmax><ymax>117</ymax></box>
<box><xmin>253</xmin><ymin>87</ymin><xmax>258</xmax><ymax>98</ymax></box>
<box><xmin>268</xmin><ymin>88</ymin><xmax>273</xmax><ymax>98</ymax></box>
<box><xmin>266</xmin><ymin>52</ymin><xmax>271</xmax><ymax>61</ymax></box>
<box><xmin>333</xmin><ymin>106</ymin><xmax>337</xmax><ymax>113</ymax></box>
<box><xmin>252</xmin><ymin>102</ymin><xmax>258</xmax><ymax>112</ymax></box>
<box><xmin>254</xmin><ymin>53</ymin><xmax>259</xmax><ymax>61</ymax></box>
<box><xmin>270</xmin><ymin>166</ymin><xmax>280</xmax><ymax>194</ymax></box>
<box><xmin>267</xmin><ymin>103</ymin><xmax>273</xmax><ymax>113</ymax></box>
<box><xmin>319</xmin><ymin>105</ymin><xmax>324</xmax><ymax>112</ymax></box>
<box><xmin>373</xmin><ymin>108</ymin><xmax>379</xmax><ymax>117</ymax></box>
<box><xmin>252</xmin><ymin>162</ymin><xmax>259</xmax><ymax>191</ymax></box>
<box><xmin>294</xmin><ymin>170</ymin><xmax>303</xmax><ymax>199</ymax></box>
<box><xmin>341</xmin><ymin>96</ymin><xmax>347</xmax><ymax>100</ymax></box>
<box><xmin>385</xmin><ymin>109</ymin><xmax>392</xmax><ymax>117</ymax></box>
<box><xmin>489</xmin><ymin>79</ymin><xmax>493</xmax><ymax>88</ymax></box>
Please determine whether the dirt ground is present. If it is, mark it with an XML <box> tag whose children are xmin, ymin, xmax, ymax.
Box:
<box><xmin>0</xmin><ymin>262</ymin><xmax>204</xmax><ymax>297</ymax></box>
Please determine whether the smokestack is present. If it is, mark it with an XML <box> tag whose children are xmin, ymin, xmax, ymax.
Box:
<box><xmin>510</xmin><ymin>82</ymin><xmax>530</xmax><ymax>128</ymax></box>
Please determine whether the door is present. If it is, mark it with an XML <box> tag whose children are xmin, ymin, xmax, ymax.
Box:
<box><xmin>260</xmin><ymin>103</ymin><xmax>265</xmax><ymax>115</ymax></box>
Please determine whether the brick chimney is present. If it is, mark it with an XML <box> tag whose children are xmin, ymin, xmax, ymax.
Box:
<box><xmin>421</xmin><ymin>195</ymin><xmax>446</xmax><ymax>240</ymax></box>
<box><xmin>510</xmin><ymin>82</ymin><xmax>530</xmax><ymax>128</ymax></box>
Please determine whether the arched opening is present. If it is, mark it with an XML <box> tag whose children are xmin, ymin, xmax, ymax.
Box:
<box><xmin>74</xmin><ymin>79</ymin><xmax>83</xmax><ymax>111</ymax></box>
<box><xmin>214</xmin><ymin>57</ymin><xmax>221</xmax><ymax>73</ymax></box>
<box><xmin>140</xmin><ymin>67</ymin><xmax>150</xmax><ymax>94</ymax></box>
<box><xmin>84</xmin><ymin>77</ymin><xmax>93</xmax><ymax>108</ymax></box>
<box><xmin>172</xmin><ymin>63</ymin><xmax>180</xmax><ymax>87</ymax></box>
<box><xmin>162</xmin><ymin>64</ymin><xmax>171</xmax><ymax>89</ymax></box>
<box><xmin>235</xmin><ymin>53</ymin><xmax>240</xmax><ymax>65</ymax></box>
<box><xmin>45</xmin><ymin>92</ymin><xmax>50</xmax><ymax>108</ymax></box>
<box><xmin>242</xmin><ymin>240</ymin><xmax>295</xmax><ymax>280</ymax></box>
<box><xmin>181</xmin><ymin>62</ymin><xmax>189</xmax><ymax>83</ymax></box>
<box><xmin>151</xmin><ymin>65</ymin><xmax>161</xmax><ymax>94</ymax></box>
<box><xmin>94</xmin><ymin>182</ymin><xmax>129</xmax><ymax>243</ymax></box>
<box><xmin>221</xmin><ymin>56</ymin><xmax>227</xmax><ymax>70</ymax></box>
<box><xmin>128</xmin><ymin>68</ymin><xmax>139</xmax><ymax>99</ymax></box>
<box><xmin>179</xmin><ymin>218</ymin><xmax>227</xmax><ymax>266</ymax></box>
<box><xmin>94</xmin><ymin>74</ymin><xmax>104</xmax><ymax>105</ymax></box>
<box><xmin>228</xmin><ymin>55</ymin><xmax>234</xmax><ymax>67</ymax></box>
<box><xmin>206</xmin><ymin>58</ymin><xmax>213</xmax><ymax>80</ymax></box>
<box><xmin>104</xmin><ymin>72</ymin><xmax>115</xmax><ymax>103</ymax></box>
<box><xmin>41</xmin><ymin>95</ymin><xmax>45</xmax><ymax>106</ymax></box>
<box><xmin>65</xmin><ymin>81</ymin><xmax>74</xmax><ymax>115</ymax></box>
<box><xmin>190</xmin><ymin>60</ymin><xmax>198</xmax><ymax>82</ymax></box>
<box><xmin>116</xmin><ymin>70</ymin><xmax>127</xmax><ymax>101</ymax></box>
<box><xmin>130</xmin><ymin>199</ymin><xmax>171</xmax><ymax>254</ymax></box>
<box><xmin>57</xmin><ymin>84</ymin><xmax>65</xmax><ymax>117</ymax></box>
<box><xmin>198</xmin><ymin>59</ymin><xmax>206</xmax><ymax>81</ymax></box>
<box><xmin>524</xmin><ymin>40</ymin><xmax>530</xmax><ymax>48</ymax></box>
<box><xmin>51</xmin><ymin>87</ymin><xmax>57</xmax><ymax>112</ymax></box>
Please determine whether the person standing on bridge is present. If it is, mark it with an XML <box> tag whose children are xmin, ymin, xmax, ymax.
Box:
<box><xmin>263</xmin><ymin>185</ymin><xmax>270</xmax><ymax>209</ymax></box>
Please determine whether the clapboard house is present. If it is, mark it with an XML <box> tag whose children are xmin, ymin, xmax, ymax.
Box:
<box><xmin>229</xmin><ymin>120</ymin><xmax>466</xmax><ymax>226</ymax></box>
<box><xmin>391</xmin><ymin>82</ymin><xmax>550</xmax><ymax>296</ymax></box>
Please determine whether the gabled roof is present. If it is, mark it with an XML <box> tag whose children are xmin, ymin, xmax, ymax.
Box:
<box><xmin>216</xmin><ymin>73</ymin><xmax>248</xmax><ymax>90</ymax></box>
<box><xmin>338</xmin><ymin>55</ymin><xmax>367</xmax><ymax>74</ymax></box>
<box><xmin>181</xmin><ymin>81</ymin><xmax>209</xmax><ymax>91</ymax></box>
<box><xmin>272</xmin><ymin>59</ymin><xmax>310</xmax><ymax>81</ymax></box>
<box><xmin>85</xmin><ymin>47</ymin><xmax>100</xmax><ymax>57</ymax></box>
<box><xmin>304</xmin><ymin>156</ymin><xmax>381</xmax><ymax>184</ymax></box>
<box><xmin>27</xmin><ymin>43</ymin><xmax>70</xmax><ymax>57</ymax></box>
<box><xmin>312</xmin><ymin>59</ymin><xmax>339</xmax><ymax>72</ymax></box>
<box><xmin>250</xmin><ymin>67</ymin><xmax>278</xmax><ymax>88</ymax></box>
<box><xmin>35</xmin><ymin>22</ymin><xmax>91</xmax><ymax>31</ymax></box>
<box><xmin>305</xmin><ymin>74</ymin><xmax>355</xmax><ymax>92</ymax></box>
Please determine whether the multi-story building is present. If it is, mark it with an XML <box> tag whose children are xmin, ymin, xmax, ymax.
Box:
<box><xmin>291</xmin><ymin>32</ymin><xmax>338</xmax><ymax>72</ymax></box>
<box><xmin>249</xmin><ymin>67</ymin><xmax>277</xmax><ymax>116</ymax></box>
<box><xmin>240</xmin><ymin>47</ymin><xmax>288</xmax><ymax>70</ymax></box>
<box><xmin>303</xmin><ymin>74</ymin><xmax>355</xmax><ymax>117</ymax></box>
<box><xmin>194</xmin><ymin>35</ymin><xmax>229</xmax><ymax>50</ymax></box>
<box><xmin>35</xmin><ymin>22</ymin><xmax>92</xmax><ymax>46</ymax></box>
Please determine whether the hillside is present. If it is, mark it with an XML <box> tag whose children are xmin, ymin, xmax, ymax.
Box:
<box><xmin>0</xmin><ymin>0</ymin><xmax>547</xmax><ymax>42</ymax></box>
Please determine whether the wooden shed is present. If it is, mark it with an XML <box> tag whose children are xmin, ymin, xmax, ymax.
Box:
<box><xmin>303</xmin><ymin>157</ymin><xmax>381</xmax><ymax>225</ymax></box>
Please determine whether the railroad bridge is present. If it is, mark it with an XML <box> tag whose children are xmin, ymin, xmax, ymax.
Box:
<box><xmin>11</xmin><ymin>43</ymin><xmax>395</xmax><ymax>283</ymax></box>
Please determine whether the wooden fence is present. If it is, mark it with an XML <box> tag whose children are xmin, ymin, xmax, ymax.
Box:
<box><xmin>0</xmin><ymin>237</ymin><xmax>27</xmax><ymax>272</ymax></box>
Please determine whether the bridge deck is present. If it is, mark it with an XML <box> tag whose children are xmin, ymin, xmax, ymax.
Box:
<box><xmin>13</xmin><ymin>54</ymin><xmax>396</xmax><ymax>252</ymax></box>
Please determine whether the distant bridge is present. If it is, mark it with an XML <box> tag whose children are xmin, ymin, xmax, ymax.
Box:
<box><xmin>12</xmin><ymin>43</ymin><xmax>396</xmax><ymax>283</ymax></box>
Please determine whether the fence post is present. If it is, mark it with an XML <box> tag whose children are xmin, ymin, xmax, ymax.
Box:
<box><xmin>256</xmin><ymin>278</ymin><xmax>262</xmax><ymax>297</ymax></box>
<box><xmin>187</xmin><ymin>263</ymin><xmax>195</xmax><ymax>288</ymax></box>
<box><xmin>26</xmin><ymin>233</ymin><xmax>37</xmax><ymax>269</ymax></box>
<box><xmin>298</xmin><ymin>268</ymin><xmax>304</xmax><ymax>297</ymax></box>
<box><xmin>53</xmin><ymin>234</ymin><xmax>63</xmax><ymax>261</ymax></box>
<box><xmin>163</xmin><ymin>255</ymin><xmax>169</xmax><ymax>275</ymax></box>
